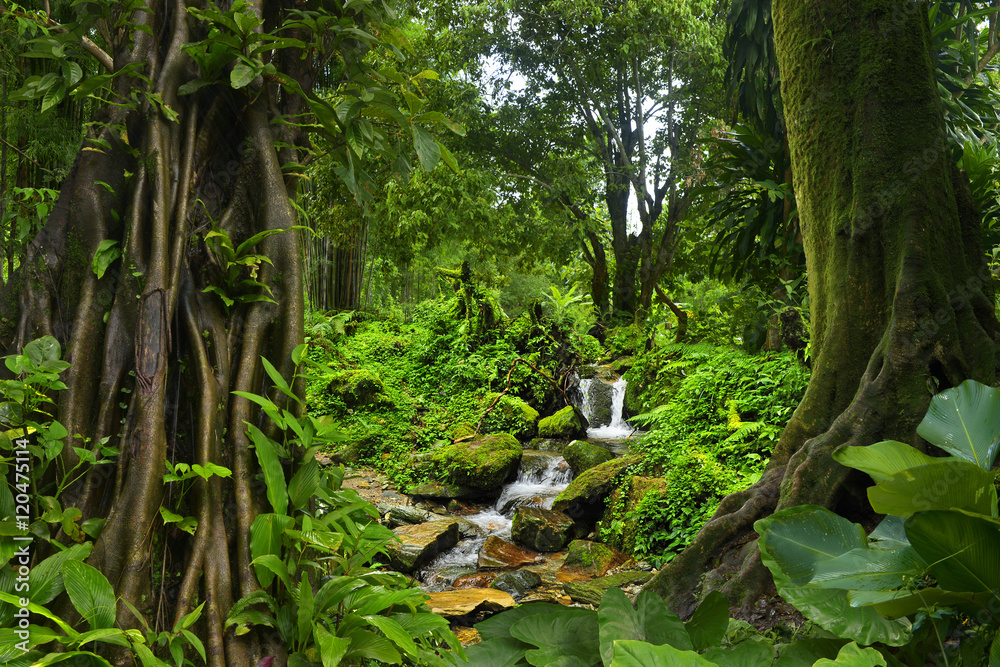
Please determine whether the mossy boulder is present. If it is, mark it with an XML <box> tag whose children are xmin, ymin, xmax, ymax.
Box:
<box><xmin>451</xmin><ymin>422</ymin><xmax>477</xmax><ymax>441</ymax></box>
<box><xmin>511</xmin><ymin>506</ymin><xmax>577</xmax><ymax>552</ymax></box>
<box><xmin>482</xmin><ymin>394</ymin><xmax>540</xmax><ymax>440</ymax></box>
<box><xmin>325</xmin><ymin>369</ymin><xmax>388</xmax><ymax>408</ymax></box>
<box><xmin>430</xmin><ymin>433</ymin><xmax>522</xmax><ymax>491</ymax></box>
<box><xmin>599</xmin><ymin>476</ymin><xmax>668</xmax><ymax>553</ymax></box>
<box><xmin>492</xmin><ymin>569</ymin><xmax>542</xmax><ymax>600</ymax></box>
<box><xmin>562</xmin><ymin>571</ymin><xmax>654</xmax><ymax>606</ymax></box>
<box><xmin>552</xmin><ymin>456</ymin><xmax>634</xmax><ymax>523</ymax></box>
<box><xmin>557</xmin><ymin>540</ymin><xmax>625</xmax><ymax>582</ymax></box>
<box><xmin>562</xmin><ymin>440</ymin><xmax>615</xmax><ymax>475</ymax></box>
<box><xmin>537</xmin><ymin>406</ymin><xmax>585</xmax><ymax>439</ymax></box>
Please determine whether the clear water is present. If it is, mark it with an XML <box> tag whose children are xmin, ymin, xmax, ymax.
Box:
<box><xmin>417</xmin><ymin>455</ymin><xmax>572</xmax><ymax>591</ymax></box>
<box><xmin>581</xmin><ymin>377</ymin><xmax>634</xmax><ymax>439</ymax></box>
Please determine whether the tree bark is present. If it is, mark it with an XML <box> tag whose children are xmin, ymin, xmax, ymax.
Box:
<box><xmin>1</xmin><ymin>2</ymin><xmax>321</xmax><ymax>663</ymax></box>
<box><xmin>644</xmin><ymin>0</ymin><xmax>999</xmax><ymax>617</ymax></box>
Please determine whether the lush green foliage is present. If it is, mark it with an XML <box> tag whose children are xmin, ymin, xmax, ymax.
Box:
<box><xmin>305</xmin><ymin>285</ymin><xmax>598</xmax><ymax>487</ymax></box>
<box><xmin>462</xmin><ymin>587</ymin><xmax>897</xmax><ymax>666</ymax></box>
<box><xmin>601</xmin><ymin>343</ymin><xmax>808</xmax><ymax>561</ymax></box>
<box><xmin>758</xmin><ymin>379</ymin><xmax>1000</xmax><ymax>663</ymax></box>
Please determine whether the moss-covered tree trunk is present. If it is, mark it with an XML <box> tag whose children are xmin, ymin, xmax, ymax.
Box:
<box><xmin>644</xmin><ymin>0</ymin><xmax>998</xmax><ymax>616</ymax></box>
<box><xmin>0</xmin><ymin>2</ymin><xmax>328</xmax><ymax>664</ymax></box>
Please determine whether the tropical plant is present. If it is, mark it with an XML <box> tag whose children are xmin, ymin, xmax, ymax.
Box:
<box><xmin>757</xmin><ymin>379</ymin><xmax>1000</xmax><ymax>659</ymax></box>
<box><xmin>226</xmin><ymin>356</ymin><xmax>463</xmax><ymax>666</ymax></box>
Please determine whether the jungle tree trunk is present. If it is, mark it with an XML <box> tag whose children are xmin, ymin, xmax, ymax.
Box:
<box><xmin>0</xmin><ymin>1</ymin><xmax>334</xmax><ymax>663</ymax></box>
<box><xmin>644</xmin><ymin>0</ymin><xmax>998</xmax><ymax>616</ymax></box>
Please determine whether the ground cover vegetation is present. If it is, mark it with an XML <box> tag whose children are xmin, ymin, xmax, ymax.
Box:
<box><xmin>4</xmin><ymin>0</ymin><xmax>1000</xmax><ymax>664</ymax></box>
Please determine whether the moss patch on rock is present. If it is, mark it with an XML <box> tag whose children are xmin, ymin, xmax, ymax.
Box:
<box><xmin>325</xmin><ymin>369</ymin><xmax>389</xmax><ymax>408</ymax></box>
<box><xmin>430</xmin><ymin>433</ymin><xmax>522</xmax><ymax>490</ymax></box>
<box><xmin>552</xmin><ymin>456</ymin><xmax>634</xmax><ymax>523</ymax></box>
<box><xmin>562</xmin><ymin>571</ymin><xmax>654</xmax><ymax>606</ymax></box>
<box><xmin>537</xmin><ymin>405</ymin><xmax>585</xmax><ymax>439</ymax></box>
<box><xmin>482</xmin><ymin>394</ymin><xmax>540</xmax><ymax>440</ymax></box>
<box><xmin>562</xmin><ymin>440</ymin><xmax>615</xmax><ymax>475</ymax></box>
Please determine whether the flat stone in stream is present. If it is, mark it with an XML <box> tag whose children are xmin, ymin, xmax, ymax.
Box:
<box><xmin>492</xmin><ymin>569</ymin><xmax>542</xmax><ymax>600</ymax></box>
<box><xmin>478</xmin><ymin>535</ymin><xmax>542</xmax><ymax>569</ymax></box>
<box><xmin>511</xmin><ymin>506</ymin><xmax>576</xmax><ymax>552</ymax></box>
<box><xmin>557</xmin><ymin>540</ymin><xmax>625</xmax><ymax>582</ymax></box>
<box><xmin>562</xmin><ymin>571</ymin><xmax>655</xmax><ymax>606</ymax></box>
<box><xmin>386</xmin><ymin>505</ymin><xmax>434</xmax><ymax>526</ymax></box>
<box><xmin>385</xmin><ymin>520</ymin><xmax>459</xmax><ymax>573</ymax></box>
<box><xmin>407</xmin><ymin>482</ymin><xmax>487</xmax><ymax>500</ymax></box>
<box><xmin>426</xmin><ymin>588</ymin><xmax>516</xmax><ymax>619</ymax></box>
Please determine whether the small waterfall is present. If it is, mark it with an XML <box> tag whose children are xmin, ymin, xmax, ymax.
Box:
<box><xmin>417</xmin><ymin>454</ymin><xmax>573</xmax><ymax>591</ymax></box>
<box><xmin>581</xmin><ymin>376</ymin><xmax>633</xmax><ymax>439</ymax></box>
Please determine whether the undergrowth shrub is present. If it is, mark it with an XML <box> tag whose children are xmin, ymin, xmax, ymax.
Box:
<box><xmin>600</xmin><ymin>342</ymin><xmax>809</xmax><ymax>563</ymax></box>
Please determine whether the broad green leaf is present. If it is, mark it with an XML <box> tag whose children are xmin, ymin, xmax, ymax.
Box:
<box><xmin>91</xmin><ymin>239</ymin><xmax>121</xmax><ymax>280</ymax></box>
<box><xmin>474</xmin><ymin>602</ymin><xmax>571</xmax><ymax>640</ymax></box>
<box><xmin>288</xmin><ymin>459</ymin><xmax>320</xmax><ymax>510</ymax></box>
<box><xmin>813</xmin><ymin>641</ymin><xmax>886</xmax><ymax>666</ymax></box>
<box><xmin>810</xmin><ymin>547</ymin><xmax>926</xmax><ymax>591</ymax></box>
<box><xmin>905</xmin><ymin>509</ymin><xmax>1000</xmax><ymax>593</ymax></box>
<box><xmin>250</xmin><ymin>554</ymin><xmax>292</xmax><ymax>591</ymax></box>
<box><xmin>756</xmin><ymin>507</ymin><xmax>911</xmax><ymax>646</ymax></box>
<box><xmin>772</xmin><ymin>638</ymin><xmax>848</xmax><ymax>667</ymax></box>
<box><xmin>598</xmin><ymin>588</ymin><xmax>692</xmax><ymax>665</ymax></box>
<box><xmin>297</xmin><ymin>578</ymin><xmax>314</xmax><ymax>645</ymax></box>
<box><xmin>684</xmin><ymin>590</ymin><xmax>729</xmax><ymax>652</ymax></box>
<box><xmin>847</xmin><ymin>588</ymin><xmax>984</xmax><ymax>619</ymax></box>
<box><xmin>869</xmin><ymin>515</ymin><xmax>910</xmax><ymax>549</ymax></box>
<box><xmin>62</xmin><ymin>560</ymin><xmax>116</xmax><ymax>630</ymax></box>
<box><xmin>341</xmin><ymin>627</ymin><xmax>402</xmax><ymax>663</ymax></box>
<box><xmin>916</xmin><ymin>379</ymin><xmax>1000</xmax><ymax>469</ymax></box>
<box><xmin>246</xmin><ymin>424</ymin><xmax>288</xmax><ymax>515</ymax></box>
<box><xmin>462</xmin><ymin>637</ymin><xmax>531</xmax><ymax>667</ymax></box>
<box><xmin>73</xmin><ymin>627</ymin><xmax>130</xmax><ymax>647</ymax></box>
<box><xmin>702</xmin><ymin>638</ymin><xmax>774</xmax><ymax>667</ymax></box>
<box><xmin>608</xmin><ymin>640</ymin><xmax>715</xmax><ymax>667</ymax></box>
<box><xmin>411</xmin><ymin>125</ymin><xmax>440</xmax><ymax>172</ymax></box>
<box><xmin>133</xmin><ymin>641</ymin><xmax>171</xmax><ymax>667</ymax></box>
<box><xmin>510</xmin><ymin>609</ymin><xmax>600</xmax><ymax>666</ymax></box>
<box><xmin>29</xmin><ymin>543</ymin><xmax>92</xmax><ymax>605</ymax></box>
<box><xmin>231</xmin><ymin>61</ymin><xmax>257</xmax><ymax>89</ymax></box>
<box><xmin>316</xmin><ymin>624</ymin><xmax>351</xmax><ymax>667</ymax></box>
<box><xmin>832</xmin><ymin>440</ymin><xmax>953</xmax><ymax>483</ymax></box>
<box><xmin>364</xmin><ymin>615</ymin><xmax>419</xmax><ymax>658</ymax></box>
<box><xmin>24</xmin><ymin>336</ymin><xmax>61</xmax><ymax>366</ymax></box>
<box><xmin>250</xmin><ymin>513</ymin><xmax>293</xmax><ymax>587</ymax></box>
<box><xmin>867</xmin><ymin>461</ymin><xmax>996</xmax><ymax>518</ymax></box>
<box><xmin>31</xmin><ymin>651</ymin><xmax>113</xmax><ymax>666</ymax></box>
<box><xmin>754</xmin><ymin>506</ymin><xmax>866</xmax><ymax>585</ymax></box>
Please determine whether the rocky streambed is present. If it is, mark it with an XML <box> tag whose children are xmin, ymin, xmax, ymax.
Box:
<box><xmin>338</xmin><ymin>445</ymin><xmax>656</xmax><ymax>633</ymax></box>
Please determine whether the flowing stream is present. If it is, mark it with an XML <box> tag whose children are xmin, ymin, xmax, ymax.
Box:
<box><xmin>416</xmin><ymin>372</ymin><xmax>633</xmax><ymax>591</ymax></box>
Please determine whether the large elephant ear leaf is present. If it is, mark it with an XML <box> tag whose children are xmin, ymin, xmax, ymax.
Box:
<box><xmin>916</xmin><ymin>379</ymin><xmax>1000</xmax><ymax>470</ymax></box>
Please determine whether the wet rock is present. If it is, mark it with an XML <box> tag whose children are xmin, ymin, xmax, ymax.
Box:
<box><xmin>426</xmin><ymin>588</ymin><xmax>516</xmax><ymax>619</ymax></box>
<box><xmin>562</xmin><ymin>571</ymin><xmax>654</xmax><ymax>606</ymax></box>
<box><xmin>407</xmin><ymin>482</ymin><xmax>486</xmax><ymax>500</ymax></box>
<box><xmin>478</xmin><ymin>535</ymin><xmax>542</xmax><ymax>569</ymax></box>
<box><xmin>537</xmin><ymin>406</ymin><xmax>585</xmax><ymax>439</ymax></box>
<box><xmin>511</xmin><ymin>507</ymin><xmax>576</xmax><ymax>552</ymax></box>
<box><xmin>528</xmin><ymin>438</ymin><xmax>565</xmax><ymax>452</ymax></box>
<box><xmin>519</xmin><ymin>450</ymin><xmax>559</xmax><ymax>476</ymax></box>
<box><xmin>430</xmin><ymin>433</ymin><xmax>523</xmax><ymax>490</ymax></box>
<box><xmin>455</xmin><ymin>518</ymin><xmax>483</xmax><ymax>539</ymax></box>
<box><xmin>455</xmin><ymin>627</ymin><xmax>482</xmax><ymax>647</ymax></box>
<box><xmin>492</xmin><ymin>569</ymin><xmax>542</xmax><ymax>600</ymax></box>
<box><xmin>453</xmin><ymin>572</ymin><xmax>499</xmax><ymax>589</ymax></box>
<box><xmin>552</xmin><ymin>456</ymin><xmax>633</xmax><ymax>524</ymax></box>
<box><xmin>562</xmin><ymin>440</ymin><xmax>615</xmax><ymax>475</ymax></box>
<box><xmin>385</xmin><ymin>520</ymin><xmax>459</xmax><ymax>573</ymax></box>
<box><xmin>387</xmin><ymin>505</ymin><xmax>433</xmax><ymax>527</ymax></box>
<box><xmin>447</xmin><ymin>499</ymin><xmax>464</xmax><ymax>512</ymax></box>
<box><xmin>581</xmin><ymin>378</ymin><xmax>615</xmax><ymax>427</ymax></box>
<box><xmin>557</xmin><ymin>540</ymin><xmax>625</xmax><ymax>582</ymax></box>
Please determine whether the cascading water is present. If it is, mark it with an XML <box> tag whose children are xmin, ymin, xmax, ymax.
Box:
<box><xmin>417</xmin><ymin>454</ymin><xmax>573</xmax><ymax>591</ymax></box>
<box><xmin>580</xmin><ymin>375</ymin><xmax>633</xmax><ymax>439</ymax></box>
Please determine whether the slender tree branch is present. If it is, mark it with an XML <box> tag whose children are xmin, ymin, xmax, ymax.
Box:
<box><xmin>0</xmin><ymin>7</ymin><xmax>114</xmax><ymax>72</ymax></box>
